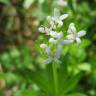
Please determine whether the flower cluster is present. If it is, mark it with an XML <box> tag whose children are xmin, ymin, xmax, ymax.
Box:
<box><xmin>38</xmin><ymin>8</ymin><xmax>86</xmax><ymax>64</ymax></box>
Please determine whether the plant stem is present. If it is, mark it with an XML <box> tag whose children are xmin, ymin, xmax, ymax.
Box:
<box><xmin>52</xmin><ymin>62</ymin><xmax>58</xmax><ymax>96</ymax></box>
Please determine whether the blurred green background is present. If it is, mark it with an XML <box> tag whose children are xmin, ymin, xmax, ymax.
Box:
<box><xmin>0</xmin><ymin>0</ymin><xmax>96</xmax><ymax>96</ymax></box>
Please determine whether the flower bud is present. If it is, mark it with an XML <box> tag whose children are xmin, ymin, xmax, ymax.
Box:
<box><xmin>46</xmin><ymin>16</ymin><xmax>51</xmax><ymax>21</ymax></box>
<box><xmin>38</xmin><ymin>27</ymin><xmax>45</xmax><ymax>33</ymax></box>
<box><xmin>40</xmin><ymin>44</ymin><xmax>47</xmax><ymax>49</ymax></box>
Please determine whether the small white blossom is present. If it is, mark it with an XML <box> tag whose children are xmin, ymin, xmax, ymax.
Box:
<box><xmin>47</xmin><ymin>8</ymin><xmax>68</xmax><ymax>28</ymax></box>
<box><xmin>56</xmin><ymin>43</ymin><xmax>62</xmax><ymax>58</ymax></box>
<box><xmin>67</xmin><ymin>23</ymin><xmax>76</xmax><ymax>34</ymax></box>
<box><xmin>40</xmin><ymin>44</ymin><xmax>47</xmax><ymax>49</ymax></box>
<box><xmin>50</xmin><ymin>31</ymin><xmax>63</xmax><ymax>38</ymax></box>
<box><xmin>45</xmin><ymin>56</ymin><xmax>53</xmax><ymax>64</ymax></box>
<box><xmin>67</xmin><ymin>23</ymin><xmax>86</xmax><ymax>45</ymax></box>
<box><xmin>45</xmin><ymin>55</ymin><xmax>61</xmax><ymax>64</ymax></box>
<box><xmin>49</xmin><ymin>38</ymin><xmax>57</xmax><ymax>44</ymax></box>
<box><xmin>38</xmin><ymin>26</ymin><xmax>52</xmax><ymax>35</ymax></box>
<box><xmin>38</xmin><ymin>27</ymin><xmax>45</xmax><ymax>33</ymax></box>
<box><xmin>55</xmin><ymin>39</ymin><xmax>73</xmax><ymax>57</ymax></box>
<box><xmin>57</xmin><ymin>0</ymin><xmax>68</xmax><ymax>7</ymax></box>
<box><xmin>54</xmin><ymin>56</ymin><xmax>61</xmax><ymax>64</ymax></box>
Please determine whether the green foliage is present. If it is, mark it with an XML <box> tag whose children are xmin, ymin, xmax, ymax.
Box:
<box><xmin>0</xmin><ymin>0</ymin><xmax>96</xmax><ymax>96</ymax></box>
<box><xmin>13</xmin><ymin>89</ymin><xmax>38</xmax><ymax>96</ymax></box>
<box><xmin>0</xmin><ymin>0</ymin><xmax>11</xmax><ymax>5</ymax></box>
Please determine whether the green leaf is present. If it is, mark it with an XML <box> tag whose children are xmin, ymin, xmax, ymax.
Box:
<box><xmin>5</xmin><ymin>72</ymin><xmax>22</xmax><ymax>85</ymax></box>
<box><xmin>20</xmin><ymin>46</ymin><xmax>33</xmax><ymax>68</ymax></box>
<box><xmin>80</xmin><ymin>39</ymin><xmax>91</xmax><ymax>48</ymax></box>
<box><xmin>78</xmin><ymin>63</ymin><xmax>91</xmax><ymax>72</ymax></box>
<box><xmin>67</xmin><ymin>93</ymin><xmax>87</xmax><ymax>96</ymax></box>
<box><xmin>60</xmin><ymin>74</ymin><xmax>81</xmax><ymax>96</ymax></box>
<box><xmin>9</xmin><ymin>48</ymin><xmax>20</xmax><ymax>58</ymax></box>
<box><xmin>17</xmin><ymin>69</ymin><xmax>53</xmax><ymax>95</ymax></box>
<box><xmin>0</xmin><ymin>0</ymin><xmax>11</xmax><ymax>5</ymax></box>
<box><xmin>1</xmin><ymin>53</ymin><xmax>9</xmax><ymax>62</ymax></box>
<box><xmin>13</xmin><ymin>89</ymin><xmax>38</xmax><ymax>96</ymax></box>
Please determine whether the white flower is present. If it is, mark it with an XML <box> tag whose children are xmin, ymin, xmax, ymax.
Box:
<box><xmin>55</xmin><ymin>39</ymin><xmax>73</xmax><ymax>57</ymax></box>
<box><xmin>67</xmin><ymin>23</ymin><xmax>86</xmax><ymax>45</ymax></box>
<box><xmin>67</xmin><ymin>23</ymin><xmax>76</xmax><ymax>34</ymax></box>
<box><xmin>57</xmin><ymin>0</ymin><xmax>68</xmax><ymax>7</ymax></box>
<box><xmin>54</xmin><ymin>57</ymin><xmax>61</xmax><ymax>64</ymax></box>
<box><xmin>40</xmin><ymin>44</ymin><xmax>47</xmax><ymax>49</ymax></box>
<box><xmin>45</xmin><ymin>55</ymin><xmax>61</xmax><ymax>64</ymax></box>
<box><xmin>47</xmin><ymin>8</ymin><xmax>68</xmax><ymax>28</ymax></box>
<box><xmin>38</xmin><ymin>27</ymin><xmax>51</xmax><ymax>35</ymax></box>
<box><xmin>56</xmin><ymin>43</ymin><xmax>62</xmax><ymax>58</ymax></box>
<box><xmin>38</xmin><ymin>27</ymin><xmax>45</xmax><ymax>33</ymax></box>
<box><xmin>40</xmin><ymin>44</ymin><xmax>51</xmax><ymax>54</ymax></box>
<box><xmin>57</xmin><ymin>32</ymin><xmax>63</xmax><ymax>38</ymax></box>
<box><xmin>49</xmin><ymin>38</ymin><xmax>57</xmax><ymax>44</ymax></box>
<box><xmin>50</xmin><ymin>31</ymin><xmax>63</xmax><ymax>38</ymax></box>
<box><xmin>45</xmin><ymin>56</ymin><xmax>53</xmax><ymax>64</ymax></box>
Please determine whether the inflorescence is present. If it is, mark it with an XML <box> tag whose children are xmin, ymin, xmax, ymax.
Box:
<box><xmin>38</xmin><ymin>8</ymin><xmax>86</xmax><ymax>64</ymax></box>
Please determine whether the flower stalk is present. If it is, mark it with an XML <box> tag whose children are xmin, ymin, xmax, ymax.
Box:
<box><xmin>52</xmin><ymin>62</ymin><xmax>58</xmax><ymax>96</ymax></box>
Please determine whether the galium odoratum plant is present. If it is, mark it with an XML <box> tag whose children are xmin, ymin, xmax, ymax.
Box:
<box><xmin>38</xmin><ymin>8</ymin><xmax>86</xmax><ymax>96</ymax></box>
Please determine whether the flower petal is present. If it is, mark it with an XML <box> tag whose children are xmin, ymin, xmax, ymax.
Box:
<box><xmin>77</xmin><ymin>30</ymin><xmax>86</xmax><ymax>37</ymax></box>
<box><xmin>58</xmin><ymin>21</ymin><xmax>63</xmax><ymax>27</ymax></box>
<box><xmin>56</xmin><ymin>44</ymin><xmax>62</xmax><ymax>57</ymax></box>
<box><xmin>67</xmin><ymin>34</ymin><xmax>75</xmax><ymax>40</ymax></box>
<box><xmin>62</xmin><ymin>40</ymin><xmax>73</xmax><ymax>45</ymax></box>
<box><xmin>76</xmin><ymin>38</ymin><xmax>81</xmax><ymax>45</ymax></box>
<box><xmin>59</xmin><ymin>14</ymin><xmax>68</xmax><ymax>20</ymax></box>
<box><xmin>68</xmin><ymin>23</ymin><xmax>77</xmax><ymax>34</ymax></box>
<box><xmin>57</xmin><ymin>32</ymin><xmax>63</xmax><ymax>38</ymax></box>
<box><xmin>54</xmin><ymin>57</ymin><xmax>61</xmax><ymax>64</ymax></box>
<box><xmin>54</xmin><ymin>8</ymin><xmax>59</xmax><ymax>18</ymax></box>
<box><xmin>45</xmin><ymin>57</ymin><xmax>53</xmax><ymax>64</ymax></box>
<box><xmin>49</xmin><ymin>38</ymin><xmax>57</xmax><ymax>44</ymax></box>
<box><xmin>50</xmin><ymin>31</ymin><xmax>56</xmax><ymax>37</ymax></box>
<box><xmin>45</xmin><ymin>27</ymin><xmax>50</xmax><ymax>35</ymax></box>
<box><xmin>50</xmin><ymin>31</ymin><xmax>63</xmax><ymax>38</ymax></box>
<box><xmin>50</xmin><ymin>21</ymin><xmax>55</xmax><ymax>29</ymax></box>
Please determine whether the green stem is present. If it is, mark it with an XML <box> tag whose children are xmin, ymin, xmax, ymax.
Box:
<box><xmin>52</xmin><ymin>62</ymin><xmax>58</xmax><ymax>96</ymax></box>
